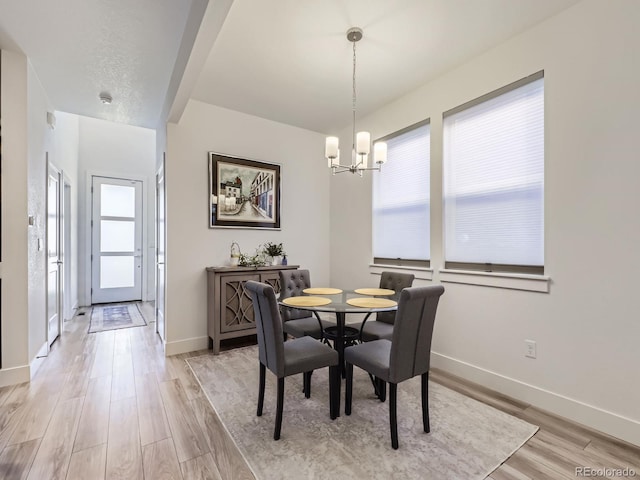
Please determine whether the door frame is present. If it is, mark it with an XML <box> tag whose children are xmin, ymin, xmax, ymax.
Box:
<box><xmin>46</xmin><ymin>159</ymin><xmax>63</xmax><ymax>349</ymax></box>
<box><xmin>62</xmin><ymin>175</ymin><xmax>73</xmax><ymax>320</ymax></box>
<box><xmin>155</xmin><ymin>158</ymin><xmax>166</xmax><ymax>342</ymax></box>
<box><xmin>83</xmin><ymin>170</ymin><xmax>150</xmax><ymax>306</ymax></box>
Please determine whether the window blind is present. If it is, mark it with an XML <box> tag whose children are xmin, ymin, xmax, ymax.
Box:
<box><xmin>443</xmin><ymin>76</ymin><xmax>544</xmax><ymax>267</ymax></box>
<box><xmin>373</xmin><ymin>122</ymin><xmax>430</xmax><ymax>261</ymax></box>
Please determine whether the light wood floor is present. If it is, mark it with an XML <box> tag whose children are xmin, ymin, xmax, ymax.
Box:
<box><xmin>0</xmin><ymin>304</ymin><xmax>637</xmax><ymax>479</ymax></box>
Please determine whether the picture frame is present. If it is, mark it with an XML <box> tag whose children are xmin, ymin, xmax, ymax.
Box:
<box><xmin>209</xmin><ymin>152</ymin><xmax>281</xmax><ymax>229</ymax></box>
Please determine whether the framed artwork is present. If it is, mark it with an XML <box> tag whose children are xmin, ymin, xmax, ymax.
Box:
<box><xmin>209</xmin><ymin>152</ymin><xmax>281</xmax><ymax>229</ymax></box>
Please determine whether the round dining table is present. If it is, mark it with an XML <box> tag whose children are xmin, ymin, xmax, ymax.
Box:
<box><xmin>279</xmin><ymin>288</ymin><xmax>398</xmax><ymax>381</ymax></box>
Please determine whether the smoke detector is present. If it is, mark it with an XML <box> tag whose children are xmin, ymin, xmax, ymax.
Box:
<box><xmin>99</xmin><ymin>92</ymin><xmax>113</xmax><ymax>105</ymax></box>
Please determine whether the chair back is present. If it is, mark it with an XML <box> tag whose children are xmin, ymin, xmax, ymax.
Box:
<box><xmin>377</xmin><ymin>271</ymin><xmax>415</xmax><ymax>324</ymax></box>
<box><xmin>389</xmin><ymin>285</ymin><xmax>445</xmax><ymax>384</ymax></box>
<box><xmin>279</xmin><ymin>269</ymin><xmax>312</xmax><ymax>322</ymax></box>
<box><xmin>246</xmin><ymin>281</ymin><xmax>285</xmax><ymax>377</ymax></box>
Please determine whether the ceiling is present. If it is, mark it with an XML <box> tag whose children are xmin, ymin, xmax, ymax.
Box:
<box><xmin>0</xmin><ymin>0</ymin><xmax>580</xmax><ymax>132</ymax></box>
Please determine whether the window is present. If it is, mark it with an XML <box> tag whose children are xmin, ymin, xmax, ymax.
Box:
<box><xmin>443</xmin><ymin>72</ymin><xmax>544</xmax><ymax>273</ymax></box>
<box><xmin>373</xmin><ymin>120</ymin><xmax>430</xmax><ymax>266</ymax></box>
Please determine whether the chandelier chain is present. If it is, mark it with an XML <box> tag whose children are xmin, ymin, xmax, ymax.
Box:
<box><xmin>352</xmin><ymin>38</ymin><xmax>357</xmax><ymax>150</ymax></box>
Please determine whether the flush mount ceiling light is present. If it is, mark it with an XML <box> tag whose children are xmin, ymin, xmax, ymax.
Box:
<box><xmin>99</xmin><ymin>92</ymin><xmax>113</xmax><ymax>105</ymax></box>
<box><xmin>325</xmin><ymin>27</ymin><xmax>387</xmax><ymax>176</ymax></box>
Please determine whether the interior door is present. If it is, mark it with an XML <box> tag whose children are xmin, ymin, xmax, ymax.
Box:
<box><xmin>47</xmin><ymin>162</ymin><xmax>62</xmax><ymax>346</ymax></box>
<box><xmin>155</xmin><ymin>161</ymin><xmax>166</xmax><ymax>341</ymax></box>
<box><xmin>91</xmin><ymin>176</ymin><xmax>143</xmax><ymax>304</ymax></box>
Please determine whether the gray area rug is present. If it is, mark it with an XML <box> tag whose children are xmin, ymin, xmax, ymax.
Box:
<box><xmin>187</xmin><ymin>345</ymin><xmax>538</xmax><ymax>480</ymax></box>
<box><xmin>89</xmin><ymin>302</ymin><xmax>147</xmax><ymax>333</ymax></box>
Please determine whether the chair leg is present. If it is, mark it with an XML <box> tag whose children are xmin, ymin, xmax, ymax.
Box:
<box><xmin>329</xmin><ymin>365</ymin><xmax>339</xmax><ymax>420</ymax></box>
<box><xmin>389</xmin><ymin>383</ymin><xmax>398</xmax><ymax>449</ymax></box>
<box><xmin>303</xmin><ymin>371</ymin><xmax>312</xmax><ymax>398</ymax></box>
<box><xmin>421</xmin><ymin>372</ymin><xmax>430</xmax><ymax>433</ymax></box>
<box><xmin>378</xmin><ymin>378</ymin><xmax>387</xmax><ymax>402</ymax></box>
<box><xmin>274</xmin><ymin>377</ymin><xmax>285</xmax><ymax>440</ymax></box>
<box><xmin>345</xmin><ymin>362</ymin><xmax>353</xmax><ymax>415</ymax></box>
<box><xmin>257</xmin><ymin>363</ymin><xmax>266</xmax><ymax>417</ymax></box>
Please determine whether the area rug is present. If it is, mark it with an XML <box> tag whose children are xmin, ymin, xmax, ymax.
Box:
<box><xmin>187</xmin><ymin>346</ymin><xmax>538</xmax><ymax>480</ymax></box>
<box><xmin>89</xmin><ymin>302</ymin><xmax>147</xmax><ymax>333</ymax></box>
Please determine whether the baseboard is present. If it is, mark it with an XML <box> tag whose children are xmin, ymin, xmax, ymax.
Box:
<box><xmin>0</xmin><ymin>364</ymin><xmax>30</xmax><ymax>387</ymax></box>
<box><xmin>165</xmin><ymin>336</ymin><xmax>209</xmax><ymax>357</ymax></box>
<box><xmin>431</xmin><ymin>351</ymin><xmax>640</xmax><ymax>447</ymax></box>
<box><xmin>29</xmin><ymin>342</ymin><xmax>49</xmax><ymax>379</ymax></box>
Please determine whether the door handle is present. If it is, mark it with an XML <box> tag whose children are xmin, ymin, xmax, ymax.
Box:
<box><xmin>56</xmin><ymin>261</ymin><xmax>64</xmax><ymax>265</ymax></box>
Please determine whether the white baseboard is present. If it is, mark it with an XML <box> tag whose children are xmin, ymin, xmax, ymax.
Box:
<box><xmin>165</xmin><ymin>336</ymin><xmax>209</xmax><ymax>357</ymax></box>
<box><xmin>0</xmin><ymin>365</ymin><xmax>30</xmax><ymax>387</ymax></box>
<box><xmin>29</xmin><ymin>342</ymin><xmax>49</xmax><ymax>378</ymax></box>
<box><xmin>432</xmin><ymin>352</ymin><xmax>640</xmax><ymax>447</ymax></box>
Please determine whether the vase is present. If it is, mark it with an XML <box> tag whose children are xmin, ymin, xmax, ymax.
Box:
<box><xmin>270</xmin><ymin>256</ymin><xmax>281</xmax><ymax>266</ymax></box>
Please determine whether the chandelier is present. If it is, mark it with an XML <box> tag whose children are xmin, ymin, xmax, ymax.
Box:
<box><xmin>325</xmin><ymin>27</ymin><xmax>387</xmax><ymax>175</ymax></box>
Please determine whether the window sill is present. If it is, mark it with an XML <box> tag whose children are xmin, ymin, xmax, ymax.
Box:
<box><xmin>369</xmin><ymin>264</ymin><xmax>433</xmax><ymax>281</ymax></box>
<box><xmin>438</xmin><ymin>268</ymin><xmax>550</xmax><ymax>293</ymax></box>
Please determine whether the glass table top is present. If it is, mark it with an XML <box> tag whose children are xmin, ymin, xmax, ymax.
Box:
<box><xmin>279</xmin><ymin>289</ymin><xmax>398</xmax><ymax>314</ymax></box>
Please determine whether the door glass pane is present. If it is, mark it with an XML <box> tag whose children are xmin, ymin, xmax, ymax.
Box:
<box><xmin>100</xmin><ymin>256</ymin><xmax>135</xmax><ymax>288</ymax></box>
<box><xmin>101</xmin><ymin>220</ymin><xmax>135</xmax><ymax>252</ymax></box>
<box><xmin>101</xmin><ymin>184</ymin><xmax>135</xmax><ymax>217</ymax></box>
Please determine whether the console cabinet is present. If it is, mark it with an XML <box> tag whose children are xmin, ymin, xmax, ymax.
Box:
<box><xmin>206</xmin><ymin>265</ymin><xmax>298</xmax><ymax>354</ymax></box>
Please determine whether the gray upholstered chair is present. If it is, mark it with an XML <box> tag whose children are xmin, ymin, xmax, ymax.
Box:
<box><xmin>246</xmin><ymin>280</ymin><xmax>340</xmax><ymax>440</ymax></box>
<box><xmin>357</xmin><ymin>271</ymin><xmax>415</xmax><ymax>342</ymax></box>
<box><xmin>279</xmin><ymin>269</ymin><xmax>334</xmax><ymax>340</ymax></box>
<box><xmin>344</xmin><ymin>285</ymin><xmax>445</xmax><ymax>449</ymax></box>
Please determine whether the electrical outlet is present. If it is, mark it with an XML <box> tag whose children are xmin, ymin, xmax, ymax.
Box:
<box><xmin>525</xmin><ymin>339</ymin><xmax>537</xmax><ymax>359</ymax></box>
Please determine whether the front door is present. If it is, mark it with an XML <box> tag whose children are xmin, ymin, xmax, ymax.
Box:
<box><xmin>91</xmin><ymin>176</ymin><xmax>143</xmax><ymax>304</ymax></box>
<box><xmin>47</xmin><ymin>162</ymin><xmax>62</xmax><ymax>346</ymax></box>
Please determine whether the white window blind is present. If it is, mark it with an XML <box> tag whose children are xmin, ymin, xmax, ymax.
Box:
<box><xmin>443</xmin><ymin>75</ymin><xmax>544</xmax><ymax>268</ymax></box>
<box><xmin>373</xmin><ymin>122</ymin><xmax>430</xmax><ymax>261</ymax></box>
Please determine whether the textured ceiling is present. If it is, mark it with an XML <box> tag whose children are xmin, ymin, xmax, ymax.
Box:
<box><xmin>0</xmin><ymin>0</ymin><xmax>196</xmax><ymax>129</ymax></box>
<box><xmin>0</xmin><ymin>0</ymin><xmax>581</xmax><ymax>132</ymax></box>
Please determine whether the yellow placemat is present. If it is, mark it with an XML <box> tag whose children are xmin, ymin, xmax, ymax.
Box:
<box><xmin>347</xmin><ymin>298</ymin><xmax>397</xmax><ymax>309</ymax></box>
<box><xmin>281</xmin><ymin>296</ymin><xmax>332</xmax><ymax>307</ymax></box>
<box><xmin>354</xmin><ymin>288</ymin><xmax>395</xmax><ymax>296</ymax></box>
<box><xmin>303</xmin><ymin>287</ymin><xmax>343</xmax><ymax>295</ymax></box>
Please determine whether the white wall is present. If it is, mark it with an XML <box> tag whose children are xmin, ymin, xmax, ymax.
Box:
<box><xmin>26</xmin><ymin>61</ymin><xmax>55</xmax><ymax>362</ymax></box>
<box><xmin>330</xmin><ymin>0</ymin><xmax>640</xmax><ymax>445</ymax></box>
<box><xmin>165</xmin><ymin>101</ymin><xmax>330</xmax><ymax>355</ymax></box>
<box><xmin>77</xmin><ymin>116</ymin><xmax>156</xmax><ymax>305</ymax></box>
<box><xmin>0</xmin><ymin>50</ymin><xmax>30</xmax><ymax>386</ymax></box>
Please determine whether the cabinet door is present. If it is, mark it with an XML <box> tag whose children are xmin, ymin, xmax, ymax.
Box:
<box><xmin>260</xmin><ymin>271</ymin><xmax>282</xmax><ymax>294</ymax></box>
<box><xmin>220</xmin><ymin>273</ymin><xmax>260</xmax><ymax>333</ymax></box>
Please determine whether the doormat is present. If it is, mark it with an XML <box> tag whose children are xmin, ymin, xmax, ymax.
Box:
<box><xmin>89</xmin><ymin>302</ymin><xmax>147</xmax><ymax>333</ymax></box>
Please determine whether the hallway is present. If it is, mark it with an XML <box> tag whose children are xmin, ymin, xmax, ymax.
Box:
<box><xmin>0</xmin><ymin>305</ymin><xmax>253</xmax><ymax>479</ymax></box>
